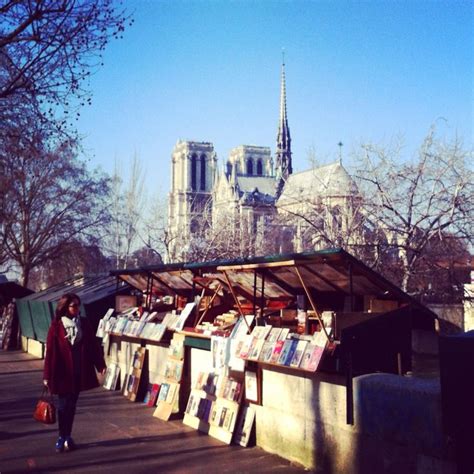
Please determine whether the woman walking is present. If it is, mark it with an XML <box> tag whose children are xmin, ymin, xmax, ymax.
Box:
<box><xmin>43</xmin><ymin>293</ymin><xmax>106</xmax><ymax>452</ymax></box>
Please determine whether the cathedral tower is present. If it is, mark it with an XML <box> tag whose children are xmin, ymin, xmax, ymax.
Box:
<box><xmin>168</xmin><ymin>140</ymin><xmax>217</xmax><ymax>261</ymax></box>
<box><xmin>275</xmin><ymin>58</ymin><xmax>292</xmax><ymax>183</ymax></box>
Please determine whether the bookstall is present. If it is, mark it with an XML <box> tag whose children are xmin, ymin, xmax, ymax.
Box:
<box><xmin>102</xmin><ymin>261</ymin><xmax>231</xmax><ymax>411</ymax></box>
<box><xmin>101</xmin><ymin>248</ymin><xmax>437</xmax><ymax>466</ymax></box>
<box><xmin>0</xmin><ymin>278</ymin><xmax>33</xmax><ymax>350</ymax></box>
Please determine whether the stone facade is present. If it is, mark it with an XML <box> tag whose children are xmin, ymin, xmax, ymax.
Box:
<box><xmin>167</xmin><ymin>63</ymin><xmax>361</xmax><ymax>262</ymax></box>
<box><xmin>168</xmin><ymin>141</ymin><xmax>217</xmax><ymax>259</ymax></box>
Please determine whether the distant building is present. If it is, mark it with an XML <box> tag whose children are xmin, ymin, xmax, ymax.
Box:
<box><xmin>167</xmin><ymin>62</ymin><xmax>361</xmax><ymax>262</ymax></box>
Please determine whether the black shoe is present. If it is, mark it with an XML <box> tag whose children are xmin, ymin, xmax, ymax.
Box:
<box><xmin>55</xmin><ymin>437</ymin><xmax>65</xmax><ymax>453</ymax></box>
<box><xmin>64</xmin><ymin>437</ymin><xmax>76</xmax><ymax>451</ymax></box>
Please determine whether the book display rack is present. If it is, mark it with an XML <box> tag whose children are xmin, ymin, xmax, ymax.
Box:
<box><xmin>236</xmin><ymin>322</ymin><xmax>331</xmax><ymax>373</ymax></box>
<box><xmin>183</xmin><ymin>370</ymin><xmax>244</xmax><ymax>445</ymax></box>
<box><xmin>153</xmin><ymin>333</ymin><xmax>185</xmax><ymax>421</ymax></box>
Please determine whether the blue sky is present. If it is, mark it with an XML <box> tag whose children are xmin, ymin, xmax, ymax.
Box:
<box><xmin>77</xmin><ymin>0</ymin><xmax>473</xmax><ymax>194</ymax></box>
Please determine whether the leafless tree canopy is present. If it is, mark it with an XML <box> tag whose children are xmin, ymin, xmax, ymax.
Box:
<box><xmin>355</xmin><ymin>127</ymin><xmax>473</xmax><ymax>294</ymax></box>
<box><xmin>0</xmin><ymin>120</ymin><xmax>110</xmax><ymax>287</ymax></box>
<box><xmin>105</xmin><ymin>155</ymin><xmax>148</xmax><ymax>269</ymax></box>
<box><xmin>0</xmin><ymin>0</ymin><xmax>129</xmax><ymax>126</ymax></box>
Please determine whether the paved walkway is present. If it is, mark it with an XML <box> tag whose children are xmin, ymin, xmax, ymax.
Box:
<box><xmin>0</xmin><ymin>350</ymin><xmax>307</xmax><ymax>474</ymax></box>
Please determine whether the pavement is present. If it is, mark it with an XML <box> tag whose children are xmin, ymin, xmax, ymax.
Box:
<box><xmin>0</xmin><ymin>350</ymin><xmax>307</xmax><ymax>474</ymax></box>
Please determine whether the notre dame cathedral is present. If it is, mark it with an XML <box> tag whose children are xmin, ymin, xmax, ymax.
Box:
<box><xmin>167</xmin><ymin>62</ymin><xmax>360</xmax><ymax>262</ymax></box>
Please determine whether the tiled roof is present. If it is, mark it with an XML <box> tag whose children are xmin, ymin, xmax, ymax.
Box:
<box><xmin>278</xmin><ymin>161</ymin><xmax>358</xmax><ymax>203</ymax></box>
<box><xmin>236</xmin><ymin>176</ymin><xmax>277</xmax><ymax>197</ymax></box>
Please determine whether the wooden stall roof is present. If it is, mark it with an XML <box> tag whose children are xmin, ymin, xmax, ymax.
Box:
<box><xmin>19</xmin><ymin>274</ymin><xmax>126</xmax><ymax>305</ymax></box>
<box><xmin>110</xmin><ymin>261</ymin><xmax>227</xmax><ymax>296</ymax></box>
<box><xmin>216</xmin><ymin>248</ymin><xmax>408</xmax><ymax>300</ymax></box>
<box><xmin>110</xmin><ymin>248</ymin><xmax>436</xmax><ymax>326</ymax></box>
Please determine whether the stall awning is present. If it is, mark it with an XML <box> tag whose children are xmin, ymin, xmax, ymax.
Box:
<box><xmin>111</xmin><ymin>248</ymin><xmax>435</xmax><ymax>326</ymax></box>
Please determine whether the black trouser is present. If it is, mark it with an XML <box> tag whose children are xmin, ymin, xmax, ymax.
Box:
<box><xmin>57</xmin><ymin>392</ymin><xmax>79</xmax><ymax>438</ymax></box>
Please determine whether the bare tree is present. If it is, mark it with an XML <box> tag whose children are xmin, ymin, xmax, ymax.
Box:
<box><xmin>178</xmin><ymin>202</ymin><xmax>279</xmax><ymax>263</ymax></box>
<box><xmin>0</xmin><ymin>120</ymin><xmax>110</xmax><ymax>287</ymax></box>
<box><xmin>106</xmin><ymin>154</ymin><xmax>146</xmax><ymax>269</ymax></box>
<box><xmin>275</xmin><ymin>162</ymin><xmax>378</xmax><ymax>264</ymax></box>
<box><xmin>142</xmin><ymin>193</ymin><xmax>170</xmax><ymax>263</ymax></box>
<box><xmin>28</xmin><ymin>240</ymin><xmax>110</xmax><ymax>291</ymax></box>
<box><xmin>355</xmin><ymin>126</ymin><xmax>473</xmax><ymax>293</ymax></box>
<box><xmin>0</xmin><ymin>0</ymin><xmax>130</xmax><ymax>128</ymax></box>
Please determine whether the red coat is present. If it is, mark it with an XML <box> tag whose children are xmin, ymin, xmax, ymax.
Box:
<box><xmin>44</xmin><ymin>317</ymin><xmax>106</xmax><ymax>395</ymax></box>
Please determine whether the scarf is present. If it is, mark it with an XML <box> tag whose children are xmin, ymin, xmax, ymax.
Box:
<box><xmin>61</xmin><ymin>316</ymin><xmax>83</xmax><ymax>346</ymax></box>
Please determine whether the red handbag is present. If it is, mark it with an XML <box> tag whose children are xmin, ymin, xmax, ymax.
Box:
<box><xmin>33</xmin><ymin>388</ymin><xmax>56</xmax><ymax>424</ymax></box>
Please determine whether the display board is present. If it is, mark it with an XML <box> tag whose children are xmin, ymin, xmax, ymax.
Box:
<box><xmin>183</xmin><ymin>371</ymin><xmax>244</xmax><ymax>444</ymax></box>
<box><xmin>153</xmin><ymin>333</ymin><xmax>185</xmax><ymax>420</ymax></box>
<box><xmin>123</xmin><ymin>347</ymin><xmax>146</xmax><ymax>402</ymax></box>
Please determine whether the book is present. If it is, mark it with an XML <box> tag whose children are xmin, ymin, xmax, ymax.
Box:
<box><xmin>185</xmin><ymin>393</ymin><xmax>195</xmax><ymax>414</ymax></box>
<box><xmin>269</xmin><ymin>340</ymin><xmax>285</xmax><ymax>364</ymax></box>
<box><xmin>143</xmin><ymin>383</ymin><xmax>153</xmax><ymax>404</ymax></box>
<box><xmin>267</xmin><ymin>327</ymin><xmax>282</xmax><ymax>342</ymax></box>
<box><xmin>307</xmin><ymin>344</ymin><xmax>326</xmax><ymax>372</ymax></box>
<box><xmin>260</xmin><ymin>341</ymin><xmax>276</xmax><ymax>363</ymax></box>
<box><xmin>290</xmin><ymin>340</ymin><xmax>309</xmax><ymax>368</ymax></box>
<box><xmin>250</xmin><ymin>326</ymin><xmax>264</xmax><ymax>338</ymax></box>
<box><xmin>174</xmin><ymin>302</ymin><xmax>196</xmax><ymax>331</ymax></box>
<box><xmin>238</xmin><ymin>335</ymin><xmax>254</xmax><ymax>359</ymax></box>
<box><xmin>151</xmin><ymin>323</ymin><xmax>167</xmax><ymax>341</ymax></box>
<box><xmin>158</xmin><ymin>383</ymin><xmax>170</xmax><ymax>402</ymax></box>
<box><xmin>140</xmin><ymin>322</ymin><xmax>154</xmax><ymax>339</ymax></box>
<box><xmin>282</xmin><ymin>339</ymin><xmax>299</xmax><ymax>366</ymax></box>
<box><xmin>162</xmin><ymin>312</ymin><xmax>175</xmax><ymax>327</ymax></box>
<box><xmin>278</xmin><ymin>328</ymin><xmax>290</xmax><ymax>340</ymax></box>
<box><xmin>277</xmin><ymin>339</ymin><xmax>294</xmax><ymax>365</ymax></box>
<box><xmin>259</xmin><ymin>325</ymin><xmax>272</xmax><ymax>340</ymax></box>
<box><xmin>229</xmin><ymin>315</ymin><xmax>254</xmax><ymax>339</ymax></box>
<box><xmin>147</xmin><ymin>383</ymin><xmax>160</xmax><ymax>407</ymax></box>
<box><xmin>166</xmin><ymin>382</ymin><xmax>178</xmax><ymax>404</ymax></box>
<box><xmin>248</xmin><ymin>338</ymin><xmax>265</xmax><ymax>360</ymax></box>
<box><xmin>300</xmin><ymin>343</ymin><xmax>316</xmax><ymax>370</ymax></box>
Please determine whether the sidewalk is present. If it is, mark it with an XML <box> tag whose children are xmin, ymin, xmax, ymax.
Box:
<box><xmin>0</xmin><ymin>350</ymin><xmax>307</xmax><ymax>474</ymax></box>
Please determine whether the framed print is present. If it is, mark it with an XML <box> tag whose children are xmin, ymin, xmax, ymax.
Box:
<box><xmin>244</xmin><ymin>369</ymin><xmax>261</xmax><ymax>404</ymax></box>
<box><xmin>233</xmin><ymin>404</ymin><xmax>256</xmax><ymax>447</ymax></box>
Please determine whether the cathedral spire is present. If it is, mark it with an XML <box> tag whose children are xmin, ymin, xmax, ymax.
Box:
<box><xmin>276</xmin><ymin>53</ymin><xmax>292</xmax><ymax>184</ymax></box>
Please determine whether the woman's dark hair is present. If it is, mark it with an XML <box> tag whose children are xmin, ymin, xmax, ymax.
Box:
<box><xmin>55</xmin><ymin>293</ymin><xmax>81</xmax><ymax>319</ymax></box>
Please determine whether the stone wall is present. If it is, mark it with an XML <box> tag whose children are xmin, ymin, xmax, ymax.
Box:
<box><xmin>254</xmin><ymin>369</ymin><xmax>455</xmax><ymax>473</ymax></box>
